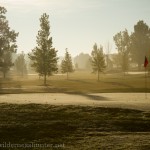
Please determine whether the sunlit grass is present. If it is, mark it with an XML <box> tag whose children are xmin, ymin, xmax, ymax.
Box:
<box><xmin>0</xmin><ymin>71</ymin><xmax>149</xmax><ymax>93</ymax></box>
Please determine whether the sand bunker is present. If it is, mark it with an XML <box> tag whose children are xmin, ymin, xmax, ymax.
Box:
<box><xmin>0</xmin><ymin>93</ymin><xmax>150</xmax><ymax>111</ymax></box>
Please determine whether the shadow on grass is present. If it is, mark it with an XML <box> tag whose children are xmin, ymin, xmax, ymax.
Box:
<box><xmin>74</xmin><ymin>93</ymin><xmax>109</xmax><ymax>101</ymax></box>
<box><xmin>68</xmin><ymin>79</ymin><xmax>92</xmax><ymax>84</ymax></box>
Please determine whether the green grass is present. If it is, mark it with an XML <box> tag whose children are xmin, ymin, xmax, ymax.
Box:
<box><xmin>0</xmin><ymin>104</ymin><xmax>150</xmax><ymax>149</ymax></box>
<box><xmin>0</xmin><ymin>71</ymin><xmax>150</xmax><ymax>93</ymax></box>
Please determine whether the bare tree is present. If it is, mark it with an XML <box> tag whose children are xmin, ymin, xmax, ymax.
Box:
<box><xmin>105</xmin><ymin>41</ymin><xmax>112</xmax><ymax>69</ymax></box>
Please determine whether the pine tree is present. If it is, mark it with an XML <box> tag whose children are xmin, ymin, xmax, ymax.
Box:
<box><xmin>29</xmin><ymin>13</ymin><xmax>58</xmax><ymax>85</ymax></box>
<box><xmin>91</xmin><ymin>43</ymin><xmax>106</xmax><ymax>81</ymax></box>
<box><xmin>15</xmin><ymin>52</ymin><xmax>27</xmax><ymax>76</ymax></box>
<box><xmin>0</xmin><ymin>6</ymin><xmax>18</xmax><ymax>78</ymax></box>
<box><xmin>61</xmin><ymin>49</ymin><xmax>74</xmax><ymax>79</ymax></box>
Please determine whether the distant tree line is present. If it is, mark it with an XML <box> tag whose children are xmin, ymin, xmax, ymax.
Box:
<box><xmin>74</xmin><ymin>53</ymin><xmax>92</xmax><ymax>71</ymax></box>
<box><xmin>14</xmin><ymin>52</ymin><xmax>27</xmax><ymax>76</ymax></box>
<box><xmin>113</xmin><ymin>20</ymin><xmax>150</xmax><ymax>72</ymax></box>
<box><xmin>1</xmin><ymin>5</ymin><xmax>150</xmax><ymax>83</ymax></box>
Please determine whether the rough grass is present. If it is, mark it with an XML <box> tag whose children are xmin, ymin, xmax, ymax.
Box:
<box><xmin>0</xmin><ymin>71</ymin><xmax>150</xmax><ymax>94</ymax></box>
<box><xmin>0</xmin><ymin>104</ymin><xmax>150</xmax><ymax>149</ymax></box>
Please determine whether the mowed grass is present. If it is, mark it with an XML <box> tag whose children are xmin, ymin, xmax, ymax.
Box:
<box><xmin>0</xmin><ymin>71</ymin><xmax>150</xmax><ymax>93</ymax></box>
<box><xmin>0</xmin><ymin>104</ymin><xmax>150</xmax><ymax>149</ymax></box>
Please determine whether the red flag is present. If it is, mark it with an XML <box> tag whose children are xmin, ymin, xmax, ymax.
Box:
<box><xmin>144</xmin><ymin>56</ymin><xmax>148</xmax><ymax>67</ymax></box>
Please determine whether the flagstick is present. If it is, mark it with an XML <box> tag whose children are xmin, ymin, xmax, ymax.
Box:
<box><xmin>145</xmin><ymin>67</ymin><xmax>147</xmax><ymax>99</ymax></box>
<box><xmin>144</xmin><ymin>56</ymin><xmax>148</xmax><ymax>99</ymax></box>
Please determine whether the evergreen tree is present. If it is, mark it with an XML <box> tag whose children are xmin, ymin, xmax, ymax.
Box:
<box><xmin>91</xmin><ymin>43</ymin><xmax>106</xmax><ymax>81</ymax></box>
<box><xmin>61</xmin><ymin>49</ymin><xmax>73</xmax><ymax>79</ymax></box>
<box><xmin>29</xmin><ymin>13</ymin><xmax>58</xmax><ymax>85</ymax></box>
<box><xmin>15</xmin><ymin>52</ymin><xmax>27</xmax><ymax>76</ymax></box>
<box><xmin>0</xmin><ymin>6</ymin><xmax>18</xmax><ymax>78</ymax></box>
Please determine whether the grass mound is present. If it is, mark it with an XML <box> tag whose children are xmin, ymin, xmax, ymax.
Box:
<box><xmin>0</xmin><ymin>104</ymin><xmax>150</xmax><ymax>149</ymax></box>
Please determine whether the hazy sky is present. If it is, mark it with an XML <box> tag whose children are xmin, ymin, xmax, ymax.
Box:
<box><xmin>0</xmin><ymin>0</ymin><xmax>150</xmax><ymax>56</ymax></box>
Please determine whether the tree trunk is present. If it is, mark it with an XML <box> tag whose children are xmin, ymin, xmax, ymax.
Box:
<box><xmin>3</xmin><ymin>72</ymin><xmax>6</xmax><ymax>79</ymax></box>
<box><xmin>67</xmin><ymin>72</ymin><xmax>69</xmax><ymax>80</ymax></box>
<box><xmin>107</xmin><ymin>55</ymin><xmax>109</xmax><ymax>69</ymax></box>
<box><xmin>44</xmin><ymin>74</ymin><xmax>47</xmax><ymax>86</ymax></box>
<box><xmin>98</xmin><ymin>71</ymin><xmax>100</xmax><ymax>81</ymax></box>
<box><xmin>22</xmin><ymin>68</ymin><xmax>24</xmax><ymax>77</ymax></box>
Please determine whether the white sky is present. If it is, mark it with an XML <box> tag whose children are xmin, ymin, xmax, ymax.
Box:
<box><xmin>0</xmin><ymin>0</ymin><xmax>150</xmax><ymax>56</ymax></box>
